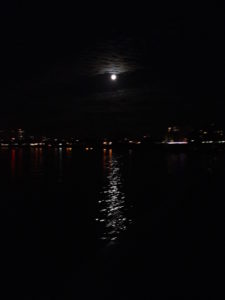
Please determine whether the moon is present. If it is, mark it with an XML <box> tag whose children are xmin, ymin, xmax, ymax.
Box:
<box><xmin>111</xmin><ymin>74</ymin><xmax>117</xmax><ymax>81</ymax></box>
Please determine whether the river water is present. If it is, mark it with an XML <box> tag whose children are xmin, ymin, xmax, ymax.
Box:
<box><xmin>1</xmin><ymin>147</ymin><xmax>225</xmax><ymax>298</ymax></box>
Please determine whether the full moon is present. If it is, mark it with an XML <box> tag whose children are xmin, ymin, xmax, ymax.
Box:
<box><xmin>111</xmin><ymin>74</ymin><xmax>117</xmax><ymax>81</ymax></box>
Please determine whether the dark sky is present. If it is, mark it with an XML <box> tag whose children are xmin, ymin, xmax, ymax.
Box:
<box><xmin>1</xmin><ymin>2</ymin><xmax>223</xmax><ymax>137</ymax></box>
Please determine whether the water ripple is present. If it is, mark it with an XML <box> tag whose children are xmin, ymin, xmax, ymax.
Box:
<box><xmin>96</xmin><ymin>150</ymin><xmax>132</xmax><ymax>243</ymax></box>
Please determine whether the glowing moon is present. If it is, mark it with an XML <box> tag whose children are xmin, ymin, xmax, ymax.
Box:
<box><xmin>111</xmin><ymin>74</ymin><xmax>117</xmax><ymax>81</ymax></box>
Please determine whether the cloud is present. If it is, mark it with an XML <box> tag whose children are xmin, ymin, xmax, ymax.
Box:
<box><xmin>43</xmin><ymin>37</ymin><xmax>145</xmax><ymax>85</ymax></box>
<box><xmin>79</xmin><ymin>39</ymin><xmax>143</xmax><ymax>76</ymax></box>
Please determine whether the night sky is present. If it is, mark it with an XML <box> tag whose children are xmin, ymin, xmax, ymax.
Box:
<box><xmin>1</xmin><ymin>2</ymin><xmax>223</xmax><ymax>137</ymax></box>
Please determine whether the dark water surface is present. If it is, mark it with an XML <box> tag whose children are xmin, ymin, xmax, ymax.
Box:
<box><xmin>1</xmin><ymin>148</ymin><xmax>225</xmax><ymax>299</ymax></box>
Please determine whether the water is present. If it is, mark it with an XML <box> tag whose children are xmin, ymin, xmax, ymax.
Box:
<box><xmin>97</xmin><ymin>149</ymin><xmax>132</xmax><ymax>243</ymax></box>
<box><xmin>1</xmin><ymin>147</ymin><xmax>225</xmax><ymax>298</ymax></box>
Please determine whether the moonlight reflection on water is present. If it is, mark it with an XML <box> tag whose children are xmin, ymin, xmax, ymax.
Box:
<box><xmin>96</xmin><ymin>149</ymin><xmax>131</xmax><ymax>243</ymax></box>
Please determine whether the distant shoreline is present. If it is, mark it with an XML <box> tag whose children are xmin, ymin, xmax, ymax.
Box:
<box><xmin>1</xmin><ymin>142</ymin><xmax>225</xmax><ymax>153</ymax></box>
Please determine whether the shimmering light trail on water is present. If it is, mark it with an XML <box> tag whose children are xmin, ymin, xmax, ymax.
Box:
<box><xmin>96</xmin><ymin>149</ymin><xmax>131</xmax><ymax>243</ymax></box>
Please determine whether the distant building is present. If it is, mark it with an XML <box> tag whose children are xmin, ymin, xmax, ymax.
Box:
<box><xmin>189</xmin><ymin>125</ymin><xmax>225</xmax><ymax>144</ymax></box>
<box><xmin>164</xmin><ymin>126</ymin><xmax>185</xmax><ymax>143</ymax></box>
<box><xmin>17</xmin><ymin>129</ymin><xmax>25</xmax><ymax>141</ymax></box>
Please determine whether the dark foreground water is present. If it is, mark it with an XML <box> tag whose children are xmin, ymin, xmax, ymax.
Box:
<box><xmin>1</xmin><ymin>147</ymin><xmax>225</xmax><ymax>299</ymax></box>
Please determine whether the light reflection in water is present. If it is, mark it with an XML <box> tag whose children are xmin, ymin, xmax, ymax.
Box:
<box><xmin>11</xmin><ymin>149</ymin><xmax>16</xmax><ymax>178</ymax></box>
<box><xmin>18</xmin><ymin>148</ymin><xmax>23</xmax><ymax>176</ymax></box>
<box><xmin>58</xmin><ymin>148</ymin><xmax>63</xmax><ymax>182</ymax></box>
<box><xmin>97</xmin><ymin>149</ymin><xmax>131</xmax><ymax>243</ymax></box>
<box><xmin>54</xmin><ymin>148</ymin><xmax>63</xmax><ymax>183</ymax></box>
<box><xmin>30</xmin><ymin>147</ymin><xmax>43</xmax><ymax>178</ymax></box>
<box><xmin>10</xmin><ymin>149</ymin><xmax>24</xmax><ymax>178</ymax></box>
<box><xmin>167</xmin><ymin>153</ymin><xmax>187</xmax><ymax>174</ymax></box>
